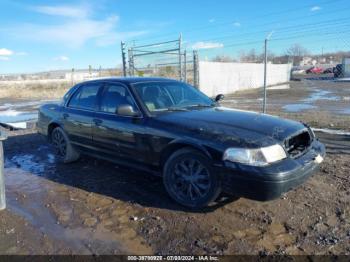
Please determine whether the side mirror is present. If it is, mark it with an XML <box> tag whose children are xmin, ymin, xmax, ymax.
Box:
<box><xmin>117</xmin><ymin>104</ymin><xmax>140</xmax><ymax>117</ymax></box>
<box><xmin>215</xmin><ymin>94</ymin><xmax>225</xmax><ymax>102</ymax></box>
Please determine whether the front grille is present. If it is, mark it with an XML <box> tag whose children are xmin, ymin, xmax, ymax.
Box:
<box><xmin>285</xmin><ymin>130</ymin><xmax>312</xmax><ymax>158</ymax></box>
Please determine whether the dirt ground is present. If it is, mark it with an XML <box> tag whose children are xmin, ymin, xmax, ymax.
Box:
<box><xmin>0</xmin><ymin>77</ymin><xmax>350</xmax><ymax>255</ymax></box>
<box><xmin>221</xmin><ymin>76</ymin><xmax>350</xmax><ymax>131</ymax></box>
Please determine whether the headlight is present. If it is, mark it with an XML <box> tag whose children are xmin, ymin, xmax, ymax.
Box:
<box><xmin>223</xmin><ymin>144</ymin><xmax>287</xmax><ymax>166</ymax></box>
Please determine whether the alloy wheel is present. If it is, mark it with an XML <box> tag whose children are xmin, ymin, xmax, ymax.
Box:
<box><xmin>170</xmin><ymin>158</ymin><xmax>211</xmax><ymax>202</ymax></box>
<box><xmin>52</xmin><ymin>129</ymin><xmax>67</xmax><ymax>157</ymax></box>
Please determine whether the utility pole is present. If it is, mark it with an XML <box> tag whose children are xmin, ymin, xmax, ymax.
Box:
<box><xmin>179</xmin><ymin>34</ymin><xmax>182</xmax><ymax>81</ymax></box>
<box><xmin>71</xmin><ymin>68</ymin><xmax>75</xmax><ymax>85</ymax></box>
<box><xmin>128</xmin><ymin>48</ymin><xmax>135</xmax><ymax>76</ymax></box>
<box><xmin>263</xmin><ymin>31</ymin><xmax>274</xmax><ymax>114</ymax></box>
<box><xmin>193</xmin><ymin>50</ymin><xmax>199</xmax><ymax>88</ymax></box>
<box><xmin>0</xmin><ymin>131</ymin><xmax>7</xmax><ymax>211</ymax></box>
<box><xmin>121</xmin><ymin>42</ymin><xmax>127</xmax><ymax>77</ymax></box>
<box><xmin>263</xmin><ymin>39</ymin><xmax>268</xmax><ymax>114</ymax></box>
<box><xmin>184</xmin><ymin>50</ymin><xmax>187</xmax><ymax>83</ymax></box>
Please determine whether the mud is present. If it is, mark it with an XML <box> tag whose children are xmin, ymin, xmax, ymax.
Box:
<box><xmin>0</xmin><ymin>127</ymin><xmax>348</xmax><ymax>255</ymax></box>
<box><xmin>221</xmin><ymin>76</ymin><xmax>350</xmax><ymax>131</ymax></box>
<box><xmin>0</xmin><ymin>77</ymin><xmax>349</xmax><ymax>255</ymax></box>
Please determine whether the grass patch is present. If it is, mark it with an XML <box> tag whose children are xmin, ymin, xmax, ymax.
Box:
<box><xmin>0</xmin><ymin>80</ymin><xmax>73</xmax><ymax>99</ymax></box>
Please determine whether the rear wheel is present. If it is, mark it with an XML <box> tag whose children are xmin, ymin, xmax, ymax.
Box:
<box><xmin>51</xmin><ymin>127</ymin><xmax>80</xmax><ymax>163</ymax></box>
<box><xmin>163</xmin><ymin>148</ymin><xmax>221</xmax><ymax>208</ymax></box>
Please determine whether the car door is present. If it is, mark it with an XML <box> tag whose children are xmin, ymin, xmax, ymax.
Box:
<box><xmin>92</xmin><ymin>82</ymin><xmax>148</xmax><ymax>163</ymax></box>
<box><xmin>62</xmin><ymin>83</ymin><xmax>101</xmax><ymax>150</ymax></box>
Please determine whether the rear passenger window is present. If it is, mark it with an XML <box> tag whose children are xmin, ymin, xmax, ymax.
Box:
<box><xmin>68</xmin><ymin>84</ymin><xmax>99</xmax><ymax>110</ymax></box>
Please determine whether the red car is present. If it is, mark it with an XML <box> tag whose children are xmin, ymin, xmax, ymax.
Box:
<box><xmin>306</xmin><ymin>67</ymin><xmax>323</xmax><ymax>74</ymax></box>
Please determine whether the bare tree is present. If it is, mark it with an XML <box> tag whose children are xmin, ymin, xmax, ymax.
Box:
<box><xmin>285</xmin><ymin>44</ymin><xmax>310</xmax><ymax>65</ymax></box>
<box><xmin>239</xmin><ymin>49</ymin><xmax>257</xmax><ymax>62</ymax></box>
<box><xmin>212</xmin><ymin>55</ymin><xmax>236</xmax><ymax>63</ymax></box>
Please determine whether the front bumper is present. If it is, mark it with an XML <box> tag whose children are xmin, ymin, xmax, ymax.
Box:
<box><xmin>218</xmin><ymin>140</ymin><xmax>326</xmax><ymax>201</ymax></box>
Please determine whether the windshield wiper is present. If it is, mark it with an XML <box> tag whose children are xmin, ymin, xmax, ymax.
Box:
<box><xmin>185</xmin><ymin>104</ymin><xmax>215</xmax><ymax>109</ymax></box>
<box><xmin>155</xmin><ymin>107</ymin><xmax>188</xmax><ymax>112</ymax></box>
<box><xmin>167</xmin><ymin>107</ymin><xmax>189</xmax><ymax>111</ymax></box>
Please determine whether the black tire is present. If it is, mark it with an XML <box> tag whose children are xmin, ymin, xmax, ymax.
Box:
<box><xmin>163</xmin><ymin>148</ymin><xmax>221</xmax><ymax>208</ymax></box>
<box><xmin>51</xmin><ymin>127</ymin><xmax>80</xmax><ymax>163</ymax></box>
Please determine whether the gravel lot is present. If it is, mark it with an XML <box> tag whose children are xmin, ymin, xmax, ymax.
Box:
<box><xmin>0</xmin><ymin>77</ymin><xmax>349</xmax><ymax>255</ymax></box>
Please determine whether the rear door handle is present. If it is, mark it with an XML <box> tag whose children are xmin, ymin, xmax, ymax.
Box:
<box><xmin>93</xmin><ymin>118</ymin><xmax>103</xmax><ymax>126</ymax></box>
<box><xmin>63</xmin><ymin>113</ymin><xmax>69</xmax><ymax>119</ymax></box>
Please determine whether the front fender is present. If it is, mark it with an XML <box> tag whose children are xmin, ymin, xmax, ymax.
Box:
<box><xmin>168</xmin><ymin>138</ymin><xmax>212</xmax><ymax>159</ymax></box>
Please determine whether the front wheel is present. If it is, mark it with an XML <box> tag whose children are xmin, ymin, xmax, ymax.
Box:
<box><xmin>163</xmin><ymin>148</ymin><xmax>221</xmax><ymax>208</ymax></box>
<box><xmin>51</xmin><ymin>127</ymin><xmax>80</xmax><ymax>163</ymax></box>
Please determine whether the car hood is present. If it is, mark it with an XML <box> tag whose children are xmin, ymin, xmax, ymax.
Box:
<box><xmin>153</xmin><ymin>107</ymin><xmax>307</xmax><ymax>148</ymax></box>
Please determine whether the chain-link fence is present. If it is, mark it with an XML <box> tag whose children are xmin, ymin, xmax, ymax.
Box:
<box><xmin>121</xmin><ymin>36</ymin><xmax>199</xmax><ymax>87</ymax></box>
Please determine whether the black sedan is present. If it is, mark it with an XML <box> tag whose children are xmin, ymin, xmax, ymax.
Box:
<box><xmin>38</xmin><ymin>78</ymin><xmax>325</xmax><ymax>208</ymax></box>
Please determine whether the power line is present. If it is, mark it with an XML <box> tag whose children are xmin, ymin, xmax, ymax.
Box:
<box><xmin>132</xmin><ymin>0</ymin><xmax>347</xmax><ymax>44</ymax></box>
<box><xmin>186</xmin><ymin>17</ymin><xmax>350</xmax><ymax>45</ymax></box>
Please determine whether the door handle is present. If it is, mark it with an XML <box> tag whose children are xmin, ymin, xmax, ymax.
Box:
<box><xmin>93</xmin><ymin>118</ymin><xmax>103</xmax><ymax>126</ymax></box>
<box><xmin>63</xmin><ymin>113</ymin><xmax>69</xmax><ymax>119</ymax></box>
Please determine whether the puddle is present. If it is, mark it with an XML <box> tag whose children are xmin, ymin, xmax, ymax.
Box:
<box><xmin>267</xmin><ymin>84</ymin><xmax>290</xmax><ymax>90</ymax></box>
<box><xmin>8</xmin><ymin>155</ymin><xmax>46</xmax><ymax>174</ymax></box>
<box><xmin>283</xmin><ymin>104</ymin><xmax>317</xmax><ymax>112</ymax></box>
<box><xmin>0</xmin><ymin>100</ymin><xmax>58</xmax><ymax>128</ymax></box>
<box><xmin>334</xmin><ymin>78</ymin><xmax>350</xmax><ymax>82</ymax></box>
<box><xmin>0</xmin><ymin>110</ymin><xmax>37</xmax><ymax>124</ymax></box>
<box><xmin>340</xmin><ymin>108</ymin><xmax>350</xmax><ymax>115</ymax></box>
<box><xmin>303</xmin><ymin>90</ymin><xmax>339</xmax><ymax>102</ymax></box>
<box><xmin>312</xmin><ymin>128</ymin><xmax>350</xmax><ymax>136</ymax></box>
<box><xmin>283</xmin><ymin>89</ymin><xmax>340</xmax><ymax>113</ymax></box>
<box><xmin>0</xmin><ymin>100</ymin><xmax>59</xmax><ymax>111</ymax></box>
<box><xmin>4</xmin><ymin>154</ymin><xmax>153</xmax><ymax>254</ymax></box>
<box><xmin>5</xmin><ymin>168</ymin><xmax>126</xmax><ymax>254</ymax></box>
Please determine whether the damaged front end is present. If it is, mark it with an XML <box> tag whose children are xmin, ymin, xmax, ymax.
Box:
<box><xmin>219</xmin><ymin>125</ymin><xmax>326</xmax><ymax>201</ymax></box>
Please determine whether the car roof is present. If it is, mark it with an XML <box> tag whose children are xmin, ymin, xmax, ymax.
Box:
<box><xmin>80</xmin><ymin>77</ymin><xmax>179</xmax><ymax>85</ymax></box>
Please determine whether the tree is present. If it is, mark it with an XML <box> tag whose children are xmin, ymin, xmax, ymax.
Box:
<box><xmin>239</xmin><ymin>49</ymin><xmax>258</xmax><ymax>62</ymax></box>
<box><xmin>285</xmin><ymin>44</ymin><xmax>310</xmax><ymax>65</ymax></box>
<box><xmin>212</xmin><ymin>55</ymin><xmax>236</xmax><ymax>63</ymax></box>
<box><xmin>247</xmin><ymin>49</ymin><xmax>257</xmax><ymax>62</ymax></box>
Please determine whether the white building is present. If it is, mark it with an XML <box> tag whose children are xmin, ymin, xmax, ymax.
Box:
<box><xmin>65</xmin><ymin>71</ymin><xmax>99</xmax><ymax>81</ymax></box>
<box><xmin>343</xmin><ymin>57</ymin><xmax>350</xmax><ymax>77</ymax></box>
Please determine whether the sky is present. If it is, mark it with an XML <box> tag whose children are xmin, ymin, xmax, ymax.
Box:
<box><xmin>0</xmin><ymin>0</ymin><xmax>350</xmax><ymax>74</ymax></box>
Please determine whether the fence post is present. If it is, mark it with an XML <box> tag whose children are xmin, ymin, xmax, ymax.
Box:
<box><xmin>263</xmin><ymin>38</ymin><xmax>268</xmax><ymax>113</ymax></box>
<box><xmin>0</xmin><ymin>131</ymin><xmax>7</xmax><ymax>211</ymax></box>
<box><xmin>121</xmin><ymin>41</ymin><xmax>127</xmax><ymax>77</ymax></box>
<box><xmin>184</xmin><ymin>50</ymin><xmax>187</xmax><ymax>83</ymax></box>
<box><xmin>178</xmin><ymin>34</ymin><xmax>182</xmax><ymax>81</ymax></box>
<box><xmin>128</xmin><ymin>48</ymin><xmax>135</xmax><ymax>77</ymax></box>
<box><xmin>193</xmin><ymin>50</ymin><xmax>199</xmax><ymax>88</ymax></box>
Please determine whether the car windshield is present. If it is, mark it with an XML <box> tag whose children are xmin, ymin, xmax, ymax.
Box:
<box><xmin>132</xmin><ymin>81</ymin><xmax>215</xmax><ymax>112</ymax></box>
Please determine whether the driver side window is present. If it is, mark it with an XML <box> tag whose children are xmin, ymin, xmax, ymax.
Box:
<box><xmin>99</xmin><ymin>84</ymin><xmax>136</xmax><ymax>114</ymax></box>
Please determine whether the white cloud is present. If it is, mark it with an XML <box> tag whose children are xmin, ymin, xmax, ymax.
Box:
<box><xmin>54</xmin><ymin>56</ymin><xmax>69</xmax><ymax>61</ymax></box>
<box><xmin>32</xmin><ymin>4</ymin><xmax>90</xmax><ymax>18</ymax></box>
<box><xmin>209</xmin><ymin>18</ymin><xmax>215</xmax><ymax>23</ymax></box>
<box><xmin>0</xmin><ymin>57</ymin><xmax>10</xmax><ymax>61</ymax></box>
<box><xmin>0</xmin><ymin>48</ymin><xmax>14</xmax><ymax>56</ymax></box>
<box><xmin>16</xmin><ymin>52</ymin><xmax>28</xmax><ymax>56</ymax></box>
<box><xmin>9</xmin><ymin>4</ymin><xmax>148</xmax><ymax>48</ymax></box>
<box><xmin>192</xmin><ymin>41</ymin><xmax>224</xmax><ymax>50</ymax></box>
<box><xmin>311</xmin><ymin>6</ymin><xmax>321</xmax><ymax>11</ymax></box>
<box><xmin>233</xmin><ymin>22</ymin><xmax>241</xmax><ymax>27</ymax></box>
